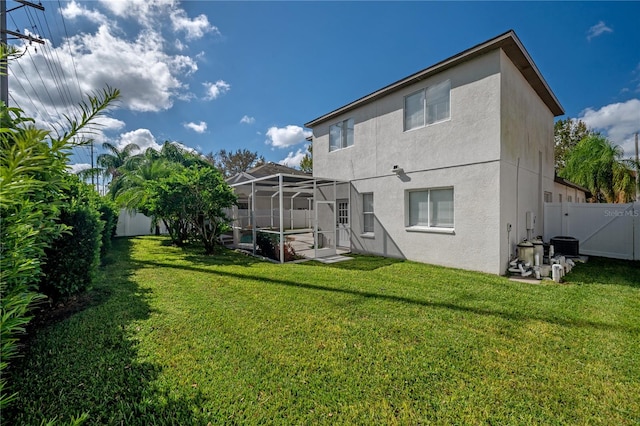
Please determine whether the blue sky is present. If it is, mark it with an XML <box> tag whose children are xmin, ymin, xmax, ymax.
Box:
<box><xmin>7</xmin><ymin>1</ymin><xmax>640</xmax><ymax>173</ymax></box>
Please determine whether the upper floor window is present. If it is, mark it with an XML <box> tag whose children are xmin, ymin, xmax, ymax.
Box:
<box><xmin>544</xmin><ymin>191</ymin><xmax>552</xmax><ymax>203</ymax></box>
<box><xmin>404</xmin><ymin>80</ymin><xmax>451</xmax><ymax>131</ymax></box>
<box><xmin>329</xmin><ymin>118</ymin><xmax>354</xmax><ymax>152</ymax></box>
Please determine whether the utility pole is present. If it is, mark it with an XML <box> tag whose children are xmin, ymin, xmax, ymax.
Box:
<box><xmin>0</xmin><ymin>0</ymin><xmax>45</xmax><ymax>106</ymax></box>
<box><xmin>1</xmin><ymin>0</ymin><xmax>7</xmax><ymax>105</ymax></box>
<box><xmin>635</xmin><ymin>132</ymin><xmax>639</xmax><ymax>202</ymax></box>
<box><xmin>90</xmin><ymin>139</ymin><xmax>95</xmax><ymax>190</ymax></box>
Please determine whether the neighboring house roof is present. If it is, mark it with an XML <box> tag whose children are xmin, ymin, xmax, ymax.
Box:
<box><xmin>554</xmin><ymin>175</ymin><xmax>592</xmax><ymax>198</ymax></box>
<box><xmin>305</xmin><ymin>30</ymin><xmax>564</xmax><ymax>128</ymax></box>
<box><xmin>226</xmin><ymin>162</ymin><xmax>310</xmax><ymax>184</ymax></box>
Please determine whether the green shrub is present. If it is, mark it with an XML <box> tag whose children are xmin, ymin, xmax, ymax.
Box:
<box><xmin>256</xmin><ymin>231</ymin><xmax>299</xmax><ymax>262</ymax></box>
<box><xmin>0</xmin><ymin>77</ymin><xmax>120</xmax><ymax>411</ymax></box>
<box><xmin>256</xmin><ymin>231</ymin><xmax>278</xmax><ymax>259</ymax></box>
<box><xmin>96</xmin><ymin>198</ymin><xmax>118</xmax><ymax>260</ymax></box>
<box><xmin>1</xmin><ymin>103</ymin><xmax>68</xmax><ymax>408</ymax></box>
<box><xmin>40</xmin><ymin>202</ymin><xmax>104</xmax><ymax>299</ymax></box>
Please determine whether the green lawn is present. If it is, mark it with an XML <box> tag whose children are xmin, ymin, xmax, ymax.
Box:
<box><xmin>6</xmin><ymin>236</ymin><xmax>640</xmax><ymax>425</ymax></box>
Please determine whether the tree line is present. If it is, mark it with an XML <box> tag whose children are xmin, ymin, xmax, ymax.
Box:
<box><xmin>554</xmin><ymin>118</ymin><xmax>637</xmax><ymax>203</ymax></box>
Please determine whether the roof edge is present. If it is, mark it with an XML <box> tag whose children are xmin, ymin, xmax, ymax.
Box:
<box><xmin>554</xmin><ymin>175</ymin><xmax>592</xmax><ymax>197</ymax></box>
<box><xmin>305</xmin><ymin>30</ymin><xmax>563</xmax><ymax>128</ymax></box>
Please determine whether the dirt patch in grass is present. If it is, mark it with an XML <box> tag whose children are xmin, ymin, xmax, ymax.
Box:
<box><xmin>27</xmin><ymin>288</ymin><xmax>110</xmax><ymax>333</ymax></box>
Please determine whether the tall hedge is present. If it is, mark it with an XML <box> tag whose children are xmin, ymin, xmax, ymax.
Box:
<box><xmin>97</xmin><ymin>199</ymin><xmax>119</xmax><ymax>260</ymax></box>
<box><xmin>40</xmin><ymin>203</ymin><xmax>104</xmax><ymax>299</ymax></box>
<box><xmin>0</xmin><ymin>81</ymin><xmax>120</xmax><ymax>410</ymax></box>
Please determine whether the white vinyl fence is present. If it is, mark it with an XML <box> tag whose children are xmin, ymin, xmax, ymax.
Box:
<box><xmin>544</xmin><ymin>202</ymin><xmax>640</xmax><ymax>260</ymax></box>
<box><xmin>116</xmin><ymin>210</ymin><xmax>168</xmax><ymax>237</ymax></box>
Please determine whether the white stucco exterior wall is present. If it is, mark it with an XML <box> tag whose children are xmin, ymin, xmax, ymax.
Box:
<box><xmin>312</xmin><ymin>51</ymin><xmax>505</xmax><ymax>274</ymax></box>
<box><xmin>499</xmin><ymin>49</ymin><xmax>556</xmax><ymax>270</ymax></box>
<box><xmin>309</xmin><ymin>41</ymin><xmax>561</xmax><ymax>275</ymax></box>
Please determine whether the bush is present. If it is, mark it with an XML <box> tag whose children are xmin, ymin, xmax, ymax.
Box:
<box><xmin>0</xmin><ymin>80</ymin><xmax>120</xmax><ymax>411</ymax></box>
<box><xmin>0</xmin><ymin>103</ymin><xmax>68</xmax><ymax>408</ymax></box>
<box><xmin>40</xmin><ymin>203</ymin><xmax>104</xmax><ymax>300</ymax></box>
<box><xmin>96</xmin><ymin>198</ymin><xmax>118</xmax><ymax>260</ymax></box>
<box><xmin>256</xmin><ymin>232</ymin><xmax>278</xmax><ymax>259</ymax></box>
<box><xmin>256</xmin><ymin>231</ymin><xmax>299</xmax><ymax>262</ymax></box>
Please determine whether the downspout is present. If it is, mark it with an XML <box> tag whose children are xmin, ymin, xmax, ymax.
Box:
<box><xmin>516</xmin><ymin>157</ymin><xmax>520</xmax><ymax>248</ymax></box>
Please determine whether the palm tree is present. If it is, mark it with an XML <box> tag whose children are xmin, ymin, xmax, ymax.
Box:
<box><xmin>110</xmin><ymin>152</ymin><xmax>174</xmax><ymax>211</ymax></box>
<box><xmin>97</xmin><ymin>141</ymin><xmax>140</xmax><ymax>182</ymax></box>
<box><xmin>561</xmin><ymin>135</ymin><xmax>634</xmax><ymax>203</ymax></box>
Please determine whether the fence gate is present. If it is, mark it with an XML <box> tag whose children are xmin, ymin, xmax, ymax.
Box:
<box><xmin>544</xmin><ymin>202</ymin><xmax>640</xmax><ymax>260</ymax></box>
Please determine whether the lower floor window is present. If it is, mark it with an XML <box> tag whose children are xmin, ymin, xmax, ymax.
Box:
<box><xmin>408</xmin><ymin>187</ymin><xmax>454</xmax><ymax>228</ymax></box>
<box><xmin>363</xmin><ymin>193</ymin><xmax>374</xmax><ymax>233</ymax></box>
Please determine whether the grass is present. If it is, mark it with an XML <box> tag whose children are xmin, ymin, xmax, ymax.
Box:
<box><xmin>5</xmin><ymin>236</ymin><xmax>640</xmax><ymax>425</ymax></box>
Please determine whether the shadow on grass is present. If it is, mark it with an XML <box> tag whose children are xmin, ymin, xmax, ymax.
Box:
<box><xmin>565</xmin><ymin>257</ymin><xmax>640</xmax><ymax>288</ymax></box>
<box><xmin>183</xmin><ymin>248</ymin><xmax>262</xmax><ymax>268</ymax></box>
<box><xmin>135</xmin><ymin>258</ymin><xmax>638</xmax><ymax>334</ymax></box>
<box><xmin>305</xmin><ymin>254</ymin><xmax>405</xmax><ymax>271</ymax></box>
<box><xmin>5</xmin><ymin>238</ymin><xmax>210</xmax><ymax>425</ymax></box>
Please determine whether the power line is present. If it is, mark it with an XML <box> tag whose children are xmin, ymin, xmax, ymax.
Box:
<box><xmin>57</xmin><ymin>0</ymin><xmax>82</xmax><ymax>101</ymax></box>
<box><xmin>1</xmin><ymin>0</ymin><xmax>45</xmax><ymax>105</ymax></box>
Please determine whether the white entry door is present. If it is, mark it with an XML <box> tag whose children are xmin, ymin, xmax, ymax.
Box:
<box><xmin>337</xmin><ymin>199</ymin><xmax>350</xmax><ymax>247</ymax></box>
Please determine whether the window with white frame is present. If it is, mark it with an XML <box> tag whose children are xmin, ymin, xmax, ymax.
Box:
<box><xmin>568</xmin><ymin>195</ymin><xmax>573</xmax><ymax>203</ymax></box>
<box><xmin>408</xmin><ymin>188</ymin><xmax>454</xmax><ymax>228</ymax></box>
<box><xmin>404</xmin><ymin>80</ymin><xmax>451</xmax><ymax>131</ymax></box>
<box><xmin>544</xmin><ymin>191</ymin><xmax>552</xmax><ymax>203</ymax></box>
<box><xmin>362</xmin><ymin>193</ymin><xmax>374</xmax><ymax>234</ymax></box>
<box><xmin>329</xmin><ymin>118</ymin><xmax>354</xmax><ymax>151</ymax></box>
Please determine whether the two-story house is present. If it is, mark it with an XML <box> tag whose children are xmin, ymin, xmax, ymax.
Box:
<box><xmin>305</xmin><ymin>30</ymin><xmax>566</xmax><ymax>274</ymax></box>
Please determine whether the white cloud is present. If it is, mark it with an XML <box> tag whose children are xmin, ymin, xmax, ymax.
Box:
<box><xmin>175</xmin><ymin>39</ymin><xmax>186</xmax><ymax>51</ymax></box>
<box><xmin>240</xmin><ymin>115</ymin><xmax>255</xmax><ymax>124</ymax></box>
<box><xmin>61</xmin><ymin>0</ymin><xmax>108</xmax><ymax>25</ymax></box>
<box><xmin>98</xmin><ymin>0</ymin><xmax>177</xmax><ymax>28</ymax></box>
<box><xmin>67</xmin><ymin>163</ymin><xmax>92</xmax><ymax>174</ymax></box>
<box><xmin>184</xmin><ymin>121</ymin><xmax>208</xmax><ymax>133</ymax></box>
<box><xmin>579</xmin><ymin>98</ymin><xmax>640</xmax><ymax>157</ymax></box>
<box><xmin>587</xmin><ymin>21</ymin><xmax>613</xmax><ymax>41</ymax></box>
<box><xmin>9</xmin><ymin>24</ymin><xmax>199</xmax><ymax>116</ymax></box>
<box><xmin>266</xmin><ymin>125</ymin><xmax>312</xmax><ymax>148</ymax></box>
<box><xmin>203</xmin><ymin>80</ymin><xmax>230</xmax><ymax>100</ymax></box>
<box><xmin>117</xmin><ymin>128</ymin><xmax>162</xmax><ymax>153</ymax></box>
<box><xmin>279</xmin><ymin>148</ymin><xmax>306</xmax><ymax>169</ymax></box>
<box><xmin>171</xmin><ymin>9</ymin><xmax>219</xmax><ymax>40</ymax></box>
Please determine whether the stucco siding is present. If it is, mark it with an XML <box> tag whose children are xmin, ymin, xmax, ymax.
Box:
<box><xmin>499</xmin><ymin>49</ymin><xmax>555</xmax><ymax>270</ymax></box>
<box><xmin>348</xmin><ymin>161</ymin><xmax>502</xmax><ymax>274</ymax></box>
<box><xmin>308</xmin><ymin>37</ymin><xmax>560</xmax><ymax>275</ymax></box>
<box><xmin>313</xmin><ymin>51</ymin><xmax>502</xmax><ymax>182</ymax></box>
